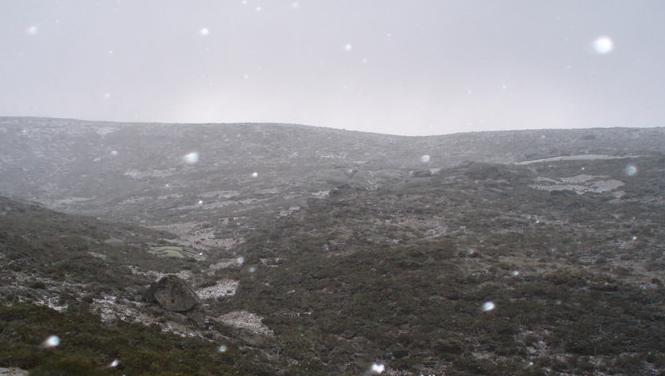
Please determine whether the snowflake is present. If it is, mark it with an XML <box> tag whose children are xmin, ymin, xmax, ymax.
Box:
<box><xmin>26</xmin><ymin>25</ymin><xmax>39</xmax><ymax>35</ymax></box>
<box><xmin>624</xmin><ymin>164</ymin><xmax>638</xmax><ymax>176</ymax></box>
<box><xmin>42</xmin><ymin>335</ymin><xmax>60</xmax><ymax>348</ymax></box>
<box><xmin>370</xmin><ymin>363</ymin><xmax>385</xmax><ymax>374</ymax></box>
<box><xmin>592</xmin><ymin>35</ymin><xmax>614</xmax><ymax>55</ymax></box>
<box><xmin>183</xmin><ymin>152</ymin><xmax>199</xmax><ymax>164</ymax></box>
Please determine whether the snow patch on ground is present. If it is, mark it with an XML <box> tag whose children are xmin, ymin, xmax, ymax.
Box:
<box><xmin>92</xmin><ymin>295</ymin><xmax>137</xmax><ymax>323</ymax></box>
<box><xmin>214</xmin><ymin>310</ymin><xmax>274</xmax><ymax>336</ymax></box>
<box><xmin>530</xmin><ymin>175</ymin><xmax>624</xmax><ymax>195</ymax></box>
<box><xmin>47</xmin><ymin>197</ymin><xmax>95</xmax><ymax>208</ymax></box>
<box><xmin>278</xmin><ymin>206</ymin><xmax>301</xmax><ymax>217</ymax></box>
<box><xmin>88</xmin><ymin>251</ymin><xmax>108</xmax><ymax>260</ymax></box>
<box><xmin>311</xmin><ymin>190</ymin><xmax>330</xmax><ymax>198</ymax></box>
<box><xmin>0</xmin><ymin>367</ymin><xmax>29</xmax><ymax>376</ymax></box>
<box><xmin>199</xmin><ymin>190</ymin><xmax>240</xmax><ymax>199</ymax></box>
<box><xmin>94</xmin><ymin>127</ymin><xmax>116</xmax><ymax>136</ymax></box>
<box><xmin>157</xmin><ymin>193</ymin><xmax>183</xmax><ymax>200</ymax></box>
<box><xmin>516</xmin><ymin>154</ymin><xmax>639</xmax><ymax>165</ymax></box>
<box><xmin>90</xmin><ymin>295</ymin><xmax>200</xmax><ymax>338</ymax></box>
<box><xmin>127</xmin><ymin>265</ymin><xmax>192</xmax><ymax>280</ymax></box>
<box><xmin>35</xmin><ymin>295</ymin><xmax>68</xmax><ymax>312</ymax></box>
<box><xmin>151</xmin><ymin>222</ymin><xmax>244</xmax><ymax>251</ymax></box>
<box><xmin>560</xmin><ymin>174</ymin><xmax>595</xmax><ymax>183</ymax></box>
<box><xmin>209</xmin><ymin>258</ymin><xmax>243</xmax><ymax>271</ymax></box>
<box><xmin>196</xmin><ymin>280</ymin><xmax>238</xmax><ymax>299</ymax></box>
<box><xmin>123</xmin><ymin>168</ymin><xmax>177</xmax><ymax>179</ymax></box>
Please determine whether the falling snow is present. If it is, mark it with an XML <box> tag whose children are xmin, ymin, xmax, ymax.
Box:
<box><xmin>42</xmin><ymin>335</ymin><xmax>60</xmax><ymax>348</ymax></box>
<box><xmin>482</xmin><ymin>301</ymin><xmax>496</xmax><ymax>312</ymax></box>
<box><xmin>1</xmin><ymin>3</ymin><xmax>662</xmax><ymax>374</ymax></box>
<box><xmin>183</xmin><ymin>152</ymin><xmax>199</xmax><ymax>164</ymax></box>
<box><xmin>624</xmin><ymin>164</ymin><xmax>638</xmax><ymax>176</ymax></box>
<box><xmin>370</xmin><ymin>362</ymin><xmax>385</xmax><ymax>374</ymax></box>
<box><xmin>592</xmin><ymin>35</ymin><xmax>614</xmax><ymax>55</ymax></box>
<box><xmin>26</xmin><ymin>25</ymin><xmax>39</xmax><ymax>35</ymax></box>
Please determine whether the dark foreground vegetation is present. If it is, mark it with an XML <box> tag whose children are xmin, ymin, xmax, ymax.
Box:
<box><xmin>0</xmin><ymin>304</ymin><xmax>269</xmax><ymax>376</ymax></box>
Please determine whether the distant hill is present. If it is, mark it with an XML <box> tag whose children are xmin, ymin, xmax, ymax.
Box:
<box><xmin>1</xmin><ymin>116</ymin><xmax>663</xmax><ymax>248</ymax></box>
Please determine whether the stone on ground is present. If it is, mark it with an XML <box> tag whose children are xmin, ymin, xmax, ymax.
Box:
<box><xmin>144</xmin><ymin>275</ymin><xmax>200</xmax><ymax>312</ymax></box>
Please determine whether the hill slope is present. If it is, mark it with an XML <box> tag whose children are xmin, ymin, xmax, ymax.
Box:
<box><xmin>1</xmin><ymin>117</ymin><xmax>665</xmax><ymax>374</ymax></box>
<box><xmin>1</xmin><ymin>117</ymin><xmax>664</xmax><ymax>251</ymax></box>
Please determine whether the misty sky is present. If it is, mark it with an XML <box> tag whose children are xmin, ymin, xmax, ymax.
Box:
<box><xmin>1</xmin><ymin>1</ymin><xmax>664</xmax><ymax>135</ymax></box>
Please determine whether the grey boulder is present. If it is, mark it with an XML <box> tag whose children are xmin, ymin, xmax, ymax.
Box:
<box><xmin>144</xmin><ymin>275</ymin><xmax>200</xmax><ymax>312</ymax></box>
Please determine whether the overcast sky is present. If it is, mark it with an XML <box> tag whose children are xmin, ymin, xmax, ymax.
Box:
<box><xmin>0</xmin><ymin>1</ymin><xmax>663</xmax><ymax>135</ymax></box>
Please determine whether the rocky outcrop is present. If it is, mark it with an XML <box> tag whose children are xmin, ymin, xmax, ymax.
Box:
<box><xmin>143</xmin><ymin>275</ymin><xmax>200</xmax><ymax>312</ymax></box>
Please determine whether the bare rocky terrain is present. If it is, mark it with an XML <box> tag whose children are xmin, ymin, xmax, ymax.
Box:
<box><xmin>1</xmin><ymin>117</ymin><xmax>665</xmax><ymax>375</ymax></box>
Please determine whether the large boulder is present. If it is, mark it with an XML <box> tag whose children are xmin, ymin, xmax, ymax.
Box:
<box><xmin>144</xmin><ymin>275</ymin><xmax>200</xmax><ymax>312</ymax></box>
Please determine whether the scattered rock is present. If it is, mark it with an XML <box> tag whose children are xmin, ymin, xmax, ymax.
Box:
<box><xmin>196</xmin><ymin>280</ymin><xmax>239</xmax><ymax>300</ymax></box>
<box><xmin>213</xmin><ymin>310</ymin><xmax>274</xmax><ymax>336</ymax></box>
<box><xmin>144</xmin><ymin>275</ymin><xmax>200</xmax><ymax>312</ymax></box>
<box><xmin>0</xmin><ymin>368</ymin><xmax>29</xmax><ymax>376</ymax></box>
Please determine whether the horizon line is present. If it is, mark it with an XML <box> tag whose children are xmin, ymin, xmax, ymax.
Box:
<box><xmin>0</xmin><ymin>115</ymin><xmax>663</xmax><ymax>138</ymax></box>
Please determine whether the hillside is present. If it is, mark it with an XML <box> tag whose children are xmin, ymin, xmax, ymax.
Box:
<box><xmin>0</xmin><ymin>196</ymin><xmax>292</xmax><ymax>375</ymax></box>
<box><xmin>1</xmin><ymin>117</ymin><xmax>664</xmax><ymax>250</ymax></box>
<box><xmin>1</xmin><ymin>117</ymin><xmax>665</xmax><ymax>375</ymax></box>
<box><xmin>226</xmin><ymin>155</ymin><xmax>665</xmax><ymax>374</ymax></box>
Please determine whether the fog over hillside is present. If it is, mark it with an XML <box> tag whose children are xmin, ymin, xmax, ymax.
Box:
<box><xmin>2</xmin><ymin>117</ymin><xmax>665</xmax><ymax>375</ymax></box>
<box><xmin>2</xmin><ymin>116</ymin><xmax>664</xmax><ymax>244</ymax></box>
<box><xmin>2</xmin><ymin>1</ymin><xmax>665</xmax><ymax>375</ymax></box>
